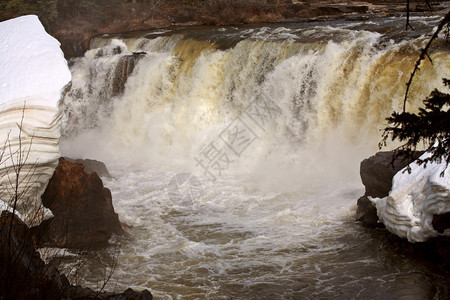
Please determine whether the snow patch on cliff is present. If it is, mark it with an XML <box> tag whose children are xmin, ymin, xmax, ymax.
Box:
<box><xmin>0</xmin><ymin>15</ymin><xmax>71</xmax><ymax>225</ymax></box>
<box><xmin>371</xmin><ymin>152</ymin><xmax>450</xmax><ymax>242</ymax></box>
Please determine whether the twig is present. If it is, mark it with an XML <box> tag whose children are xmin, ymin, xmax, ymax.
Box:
<box><xmin>7</xmin><ymin>103</ymin><xmax>27</xmax><ymax>262</ymax></box>
<box><xmin>406</xmin><ymin>0</ymin><xmax>414</xmax><ymax>31</ymax></box>
<box><xmin>403</xmin><ymin>11</ymin><xmax>450</xmax><ymax>112</ymax></box>
<box><xmin>95</xmin><ymin>245</ymin><xmax>119</xmax><ymax>297</ymax></box>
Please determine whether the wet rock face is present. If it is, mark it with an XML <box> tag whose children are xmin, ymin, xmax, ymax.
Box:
<box><xmin>34</xmin><ymin>158</ymin><xmax>123</xmax><ymax>248</ymax></box>
<box><xmin>356</xmin><ymin>195</ymin><xmax>380</xmax><ymax>228</ymax></box>
<box><xmin>112</xmin><ymin>54</ymin><xmax>144</xmax><ymax>96</ymax></box>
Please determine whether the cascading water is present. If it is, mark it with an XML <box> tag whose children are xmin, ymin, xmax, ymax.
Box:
<box><xmin>60</xmin><ymin>17</ymin><xmax>449</xmax><ymax>299</ymax></box>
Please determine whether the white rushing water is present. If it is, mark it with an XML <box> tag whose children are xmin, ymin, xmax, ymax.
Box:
<box><xmin>60</xmin><ymin>17</ymin><xmax>450</xmax><ymax>298</ymax></box>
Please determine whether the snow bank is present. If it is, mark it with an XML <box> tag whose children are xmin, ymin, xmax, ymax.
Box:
<box><xmin>371</xmin><ymin>152</ymin><xmax>450</xmax><ymax>242</ymax></box>
<box><xmin>0</xmin><ymin>15</ymin><xmax>71</xmax><ymax>225</ymax></box>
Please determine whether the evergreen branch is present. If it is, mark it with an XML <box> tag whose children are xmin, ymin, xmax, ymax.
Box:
<box><xmin>381</xmin><ymin>79</ymin><xmax>450</xmax><ymax>176</ymax></box>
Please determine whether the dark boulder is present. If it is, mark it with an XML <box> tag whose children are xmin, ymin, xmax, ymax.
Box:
<box><xmin>356</xmin><ymin>151</ymin><xmax>423</xmax><ymax>227</ymax></box>
<box><xmin>355</xmin><ymin>196</ymin><xmax>380</xmax><ymax>228</ymax></box>
<box><xmin>64</xmin><ymin>286</ymin><xmax>153</xmax><ymax>300</ymax></box>
<box><xmin>359</xmin><ymin>151</ymin><xmax>422</xmax><ymax>198</ymax></box>
<box><xmin>33</xmin><ymin>158</ymin><xmax>123</xmax><ymax>248</ymax></box>
<box><xmin>54</xmin><ymin>32</ymin><xmax>89</xmax><ymax>59</ymax></box>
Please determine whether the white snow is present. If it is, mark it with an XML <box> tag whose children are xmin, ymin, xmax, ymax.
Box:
<box><xmin>0</xmin><ymin>15</ymin><xmax>71</xmax><ymax>225</ymax></box>
<box><xmin>0</xmin><ymin>15</ymin><xmax>71</xmax><ymax>109</ymax></box>
<box><xmin>371</xmin><ymin>152</ymin><xmax>450</xmax><ymax>242</ymax></box>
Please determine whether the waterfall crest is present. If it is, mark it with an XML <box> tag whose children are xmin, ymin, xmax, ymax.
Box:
<box><xmin>61</xmin><ymin>23</ymin><xmax>449</xmax><ymax>186</ymax></box>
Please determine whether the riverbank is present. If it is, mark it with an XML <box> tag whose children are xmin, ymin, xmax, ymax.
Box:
<box><xmin>2</xmin><ymin>1</ymin><xmax>448</xmax><ymax>58</ymax></box>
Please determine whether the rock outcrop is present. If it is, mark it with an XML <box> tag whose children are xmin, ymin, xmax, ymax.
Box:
<box><xmin>41</xmin><ymin>1</ymin><xmax>422</xmax><ymax>59</ymax></box>
<box><xmin>0</xmin><ymin>211</ymin><xmax>152</xmax><ymax>299</ymax></box>
<box><xmin>356</xmin><ymin>151</ymin><xmax>422</xmax><ymax>227</ymax></box>
<box><xmin>33</xmin><ymin>158</ymin><xmax>123</xmax><ymax>248</ymax></box>
<box><xmin>356</xmin><ymin>151</ymin><xmax>450</xmax><ymax>266</ymax></box>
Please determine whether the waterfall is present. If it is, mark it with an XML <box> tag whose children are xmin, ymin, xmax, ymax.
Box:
<box><xmin>61</xmin><ymin>24</ymin><xmax>448</xmax><ymax>182</ymax></box>
<box><xmin>59</xmin><ymin>20</ymin><xmax>450</xmax><ymax>298</ymax></box>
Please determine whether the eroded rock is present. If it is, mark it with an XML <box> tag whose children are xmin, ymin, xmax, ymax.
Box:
<box><xmin>33</xmin><ymin>158</ymin><xmax>122</xmax><ymax>248</ymax></box>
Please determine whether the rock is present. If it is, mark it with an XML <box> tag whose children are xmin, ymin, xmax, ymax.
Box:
<box><xmin>114</xmin><ymin>288</ymin><xmax>154</xmax><ymax>300</ymax></box>
<box><xmin>55</xmin><ymin>32</ymin><xmax>88</xmax><ymax>59</ymax></box>
<box><xmin>33</xmin><ymin>157</ymin><xmax>123</xmax><ymax>248</ymax></box>
<box><xmin>433</xmin><ymin>236</ymin><xmax>450</xmax><ymax>267</ymax></box>
<box><xmin>65</xmin><ymin>157</ymin><xmax>112</xmax><ymax>178</ymax></box>
<box><xmin>1</xmin><ymin>211</ymin><xmax>152</xmax><ymax>299</ymax></box>
<box><xmin>112</xmin><ymin>54</ymin><xmax>144</xmax><ymax>96</ymax></box>
<box><xmin>356</xmin><ymin>151</ymin><xmax>424</xmax><ymax>227</ymax></box>
<box><xmin>360</xmin><ymin>151</ymin><xmax>423</xmax><ymax>198</ymax></box>
<box><xmin>306</xmin><ymin>3</ymin><xmax>369</xmax><ymax>18</ymax></box>
<box><xmin>356</xmin><ymin>196</ymin><xmax>381</xmax><ymax>228</ymax></box>
<box><xmin>357</xmin><ymin>151</ymin><xmax>450</xmax><ymax>267</ymax></box>
<box><xmin>65</xmin><ymin>286</ymin><xmax>153</xmax><ymax>300</ymax></box>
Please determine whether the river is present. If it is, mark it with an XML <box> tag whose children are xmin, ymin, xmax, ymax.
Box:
<box><xmin>59</xmin><ymin>16</ymin><xmax>450</xmax><ymax>299</ymax></box>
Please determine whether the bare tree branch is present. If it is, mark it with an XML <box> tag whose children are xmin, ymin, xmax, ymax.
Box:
<box><xmin>403</xmin><ymin>11</ymin><xmax>450</xmax><ymax>112</ymax></box>
<box><xmin>406</xmin><ymin>0</ymin><xmax>414</xmax><ymax>31</ymax></box>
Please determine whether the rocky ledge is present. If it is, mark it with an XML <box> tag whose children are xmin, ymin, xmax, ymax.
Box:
<box><xmin>46</xmin><ymin>1</ymin><xmax>449</xmax><ymax>58</ymax></box>
<box><xmin>1</xmin><ymin>211</ymin><xmax>151</xmax><ymax>299</ymax></box>
<box><xmin>356</xmin><ymin>151</ymin><xmax>450</xmax><ymax>266</ymax></box>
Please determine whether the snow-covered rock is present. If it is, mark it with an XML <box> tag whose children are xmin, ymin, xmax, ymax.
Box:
<box><xmin>0</xmin><ymin>15</ymin><xmax>71</xmax><ymax>225</ymax></box>
<box><xmin>371</xmin><ymin>152</ymin><xmax>450</xmax><ymax>242</ymax></box>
